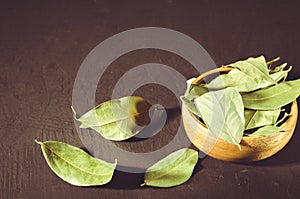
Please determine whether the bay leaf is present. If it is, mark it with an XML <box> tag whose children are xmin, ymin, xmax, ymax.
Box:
<box><xmin>180</xmin><ymin>96</ymin><xmax>202</xmax><ymax>118</ymax></box>
<box><xmin>241</xmin><ymin>65</ymin><xmax>291</xmax><ymax>90</ymax></box>
<box><xmin>248</xmin><ymin>125</ymin><xmax>284</xmax><ymax>136</ymax></box>
<box><xmin>194</xmin><ymin>87</ymin><xmax>245</xmax><ymax>147</ymax></box>
<box><xmin>72</xmin><ymin>96</ymin><xmax>151</xmax><ymax>141</ymax></box>
<box><xmin>35</xmin><ymin>140</ymin><xmax>116</xmax><ymax>186</ymax></box>
<box><xmin>141</xmin><ymin>148</ymin><xmax>198</xmax><ymax>188</ymax></box>
<box><xmin>205</xmin><ymin>69</ymin><xmax>265</xmax><ymax>92</ymax></box>
<box><xmin>275</xmin><ymin>112</ymin><xmax>291</xmax><ymax>126</ymax></box>
<box><xmin>185</xmin><ymin>78</ymin><xmax>196</xmax><ymax>95</ymax></box>
<box><xmin>184</xmin><ymin>78</ymin><xmax>208</xmax><ymax>101</ymax></box>
<box><xmin>181</xmin><ymin>78</ymin><xmax>207</xmax><ymax>118</ymax></box>
<box><xmin>206</xmin><ymin>66</ymin><xmax>291</xmax><ymax>92</ymax></box>
<box><xmin>242</xmin><ymin>79</ymin><xmax>300</xmax><ymax>110</ymax></box>
<box><xmin>229</xmin><ymin>56</ymin><xmax>276</xmax><ymax>84</ymax></box>
<box><xmin>244</xmin><ymin>109</ymin><xmax>281</xmax><ymax>130</ymax></box>
<box><xmin>270</xmin><ymin>63</ymin><xmax>287</xmax><ymax>73</ymax></box>
<box><xmin>205</xmin><ymin>69</ymin><xmax>246</xmax><ymax>90</ymax></box>
<box><xmin>186</xmin><ymin>84</ymin><xmax>208</xmax><ymax>101</ymax></box>
<box><xmin>268</xmin><ymin>65</ymin><xmax>291</xmax><ymax>82</ymax></box>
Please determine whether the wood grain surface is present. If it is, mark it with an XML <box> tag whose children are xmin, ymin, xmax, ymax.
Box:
<box><xmin>1</xmin><ymin>0</ymin><xmax>300</xmax><ymax>198</ymax></box>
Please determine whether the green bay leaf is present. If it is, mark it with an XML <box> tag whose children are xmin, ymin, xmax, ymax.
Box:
<box><xmin>141</xmin><ymin>148</ymin><xmax>198</xmax><ymax>188</ymax></box>
<box><xmin>35</xmin><ymin>140</ymin><xmax>116</xmax><ymax>186</ymax></box>
<box><xmin>72</xmin><ymin>96</ymin><xmax>151</xmax><ymax>141</ymax></box>
<box><xmin>185</xmin><ymin>78</ymin><xmax>196</xmax><ymax>95</ymax></box>
<box><xmin>242</xmin><ymin>79</ymin><xmax>300</xmax><ymax>110</ymax></box>
<box><xmin>229</xmin><ymin>56</ymin><xmax>276</xmax><ymax>84</ymax></box>
<box><xmin>184</xmin><ymin>78</ymin><xmax>208</xmax><ymax>101</ymax></box>
<box><xmin>186</xmin><ymin>84</ymin><xmax>208</xmax><ymax>101</ymax></box>
<box><xmin>268</xmin><ymin>66</ymin><xmax>291</xmax><ymax>82</ymax></box>
<box><xmin>205</xmin><ymin>69</ymin><xmax>265</xmax><ymax>92</ymax></box>
<box><xmin>270</xmin><ymin>63</ymin><xmax>287</xmax><ymax>73</ymax></box>
<box><xmin>181</xmin><ymin>78</ymin><xmax>208</xmax><ymax>119</ymax></box>
<box><xmin>180</xmin><ymin>96</ymin><xmax>202</xmax><ymax>118</ymax></box>
<box><xmin>275</xmin><ymin>112</ymin><xmax>291</xmax><ymax>126</ymax></box>
<box><xmin>244</xmin><ymin>109</ymin><xmax>281</xmax><ymax>130</ymax></box>
<box><xmin>248</xmin><ymin>125</ymin><xmax>284</xmax><ymax>136</ymax></box>
<box><xmin>194</xmin><ymin>88</ymin><xmax>245</xmax><ymax>147</ymax></box>
<box><xmin>206</xmin><ymin>66</ymin><xmax>291</xmax><ymax>92</ymax></box>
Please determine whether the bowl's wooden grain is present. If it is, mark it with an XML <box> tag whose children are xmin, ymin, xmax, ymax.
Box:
<box><xmin>182</xmin><ymin>67</ymin><xmax>298</xmax><ymax>162</ymax></box>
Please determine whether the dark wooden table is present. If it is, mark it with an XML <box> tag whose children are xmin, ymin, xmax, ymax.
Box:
<box><xmin>1</xmin><ymin>0</ymin><xmax>300</xmax><ymax>198</ymax></box>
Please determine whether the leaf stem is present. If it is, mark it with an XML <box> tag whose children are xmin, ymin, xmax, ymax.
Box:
<box><xmin>266</xmin><ymin>57</ymin><xmax>281</xmax><ymax>66</ymax></box>
<box><xmin>71</xmin><ymin>106</ymin><xmax>80</xmax><ymax>121</ymax></box>
<box><xmin>34</xmin><ymin>139</ymin><xmax>43</xmax><ymax>145</ymax></box>
<box><xmin>275</xmin><ymin>113</ymin><xmax>291</xmax><ymax>126</ymax></box>
<box><xmin>140</xmin><ymin>182</ymin><xmax>146</xmax><ymax>187</ymax></box>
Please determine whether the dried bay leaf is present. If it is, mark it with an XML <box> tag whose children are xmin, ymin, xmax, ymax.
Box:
<box><xmin>244</xmin><ymin>109</ymin><xmax>281</xmax><ymax>130</ymax></box>
<box><xmin>269</xmin><ymin>65</ymin><xmax>292</xmax><ymax>83</ymax></box>
<box><xmin>194</xmin><ymin>87</ymin><xmax>245</xmax><ymax>147</ymax></box>
<box><xmin>141</xmin><ymin>148</ymin><xmax>198</xmax><ymax>188</ymax></box>
<box><xmin>275</xmin><ymin>112</ymin><xmax>291</xmax><ymax>126</ymax></box>
<box><xmin>270</xmin><ymin>63</ymin><xmax>287</xmax><ymax>73</ymax></box>
<box><xmin>35</xmin><ymin>140</ymin><xmax>116</xmax><ymax>186</ymax></box>
<box><xmin>229</xmin><ymin>56</ymin><xmax>276</xmax><ymax>84</ymax></box>
<box><xmin>72</xmin><ymin>96</ymin><xmax>151</xmax><ymax>141</ymax></box>
<box><xmin>184</xmin><ymin>78</ymin><xmax>208</xmax><ymax>101</ymax></box>
<box><xmin>185</xmin><ymin>78</ymin><xmax>196</xmax><ymax>95</ymax></box>
<box><xmin>205</xmin><ymin>69</ymin><xmax>265</xmax><ymax>92</ymax></box>
<box><xmin>181</xmin><ymin>78</ymin><xmax>208</xmax><ymax>118</ymax></box>
<box><xmin>186</xmin><ymin>84</ymin><xmax>208</xmax><ymax>101</ymax></box>
<box><xmin>248</xmin><ymin>125</ymin><xmax>284</xmax><ymax>136</ymax></box>
<box><xmin>181</xmin><ymin>96</ymin><xmax>202</xmax><ymax>118</ymax></box>
<box><xmin>205</xmin><ymin>69</ymin><xmax>246</xmax><ymax>90</ymax></box>
<box><xmin>242</xmin><ymin>79</ymin><xmax>300</xmax><ymax>110</ymax></box>
<box><xmin>206</xmin><ymin>66</ymin><xmax>291</xmax><ymax>92</ymax></box>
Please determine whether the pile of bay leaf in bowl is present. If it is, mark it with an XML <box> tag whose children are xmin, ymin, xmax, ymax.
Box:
<box><xmin>181</xmin><ymin>56</ymin><xmax>300</xmax><ymax>162</ymax></box>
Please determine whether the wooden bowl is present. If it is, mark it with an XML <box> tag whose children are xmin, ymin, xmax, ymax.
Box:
<box><xmin>182</xmin><ymin>67</ymin><xmax>298</xmax><ymax>162</ymax></box>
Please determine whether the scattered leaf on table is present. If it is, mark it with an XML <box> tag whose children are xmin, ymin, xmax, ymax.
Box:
<box><xmin>248</xmin><ymin>125</ymin><xmax>284</xmax><ymax>136</ymax></box>
<box><xmin>229</xmin><ymin>55</ymin><xmax>276</xmax><ymax>84</ymax></box>
<box><xmin>72</xmin><ymin>96</ymin><xmax>151</xmax><ymax>141</ymax></box>
<box><xmin>244</xmin><ymin>109</ymin><xmax>281</xmax><ymax>130</ymax></box>
<box><xmin>35</xmin><ymin>140</ymin><xmax>117</xmax><ymax>186</ymax></box>
<box><xmin>194</xmin><ymin>87</ymin><xmax>245</xmax><ymax>147</ymax></box>
<box><xmin>242</xmin><ymin>79</ymin><xmax>300</xmax><ymax>110</ymax></box>
<box><xmin>141</xmin><ymin>148</ymin><xmax>198</xmax><ymax>188</ymax></box>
